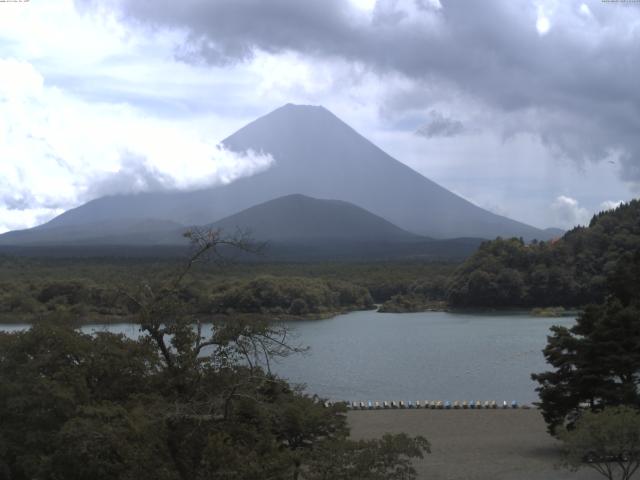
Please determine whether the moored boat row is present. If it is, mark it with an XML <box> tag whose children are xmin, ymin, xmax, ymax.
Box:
<box><xmin>323</xmin><ymin>399</ymin><xmax>533</xmax><ymax>410</ymax></box>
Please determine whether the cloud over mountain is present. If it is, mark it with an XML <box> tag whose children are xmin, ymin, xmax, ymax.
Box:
<box><xmin>14</xmin><ymin>103</ymin><xmax>555</xmax><ymax>242</ymax></box>
<box><xmin>80</xmin><ymin>0</ymin><xmax>640</xmax><ymax>188</ymax></box>
<box><xmin>0</xmin><ymin>58</ymin><xmax>272</xmax><ymax>233</ymax></box>
<box><xmin>1</xmin><ymin>1</ymin><xmax>637</xmax><ymax>233</ymax></box>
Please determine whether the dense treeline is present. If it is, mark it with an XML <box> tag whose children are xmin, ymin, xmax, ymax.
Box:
<box><xmin>0</xmin><ymin>276</ymin><xmax>374</xmax><ymax>322</ymax></box>
<box><xmin>0</xmin><ymin>257</ymin><xmax>456</xmax><ymax>323</ymax></box>
<box><xmin>4</xmin><ymin>199</ymin><xmax>639</xmax><ymax>316</ymax></box>
<box><xmin>212</xmin><ymin>276</ymin><xmax>373</xmax><ymax>316</ymax></box>
<box><xmin>447</xmin><ymin>200</ymin><xmax>640</xmax><ymax>308</ymax></box>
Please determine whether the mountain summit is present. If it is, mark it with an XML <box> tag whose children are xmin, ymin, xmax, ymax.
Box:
<box><xmin>4</xmin><ymin>104</ymin><xmax>552</xmax><ymax>242</ymax></box>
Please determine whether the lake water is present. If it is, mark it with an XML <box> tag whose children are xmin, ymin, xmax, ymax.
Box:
<box><xmin>1</xmin><ymin>310</ymin><xmax>574</xmax><ymax>403</ymax></box>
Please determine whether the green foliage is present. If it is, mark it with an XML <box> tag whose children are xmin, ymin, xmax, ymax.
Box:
<box><xmin>531</xmin><ymin>306</ymin><xmax>567</xmax><ymax>317</ymax></box>
<box><xmin>0</xmin><ymin>257</ymin><xmax>456</xmax><ymax>324</ymax></box>
<box><xmin>532</xmin><ymin>299</ymin><xmax>640</xmax><ymax>434</ymax></box>
<box><xmin>0</xmin><ymin>323</ymin><xmax>162</xmax><ymax>480</ymax></box>
<box><xmin>532</xmin><ymin>251</ymin><xmax>640</xmax><ymax>435</ymax></box>
<box><xmin>448</xmin><ymin>200</ymin><xmax>640</xmax><ymax>308</ymax></box>
<box><xmin>378</xmin><ymin>294</ymin><xmax>445</xmax><ymax>313</ymax></box>
<box><xmin>0</xmin><ymin>237</ymin><xmax>431</xmax><ymax>480</ymax></box>
<box><xmin>305</xmin><ymin>433</ymin><xmax>430</xmax><ymax>480</ymax></box>
<box><xmin>51</xmin><ymin>402</ymin><xmax>175</xmax><ymax>480</ymax></box>
<box><xmin>0</xmin><ymin>315</ymin><xmax>430</xmax><ymax>480</ymax></box>
<box><xmin>211</xmin><ymin>275</ymin><xmax>374</xmax><ymax>316</ymax></box>
<box><xmin>378</xmin><ymin>273</ymin><xmax>450</xmax><ymax>312</ymax></box>
<box><xmin>558</xmin><ymin>406</ymin><xmax>640</xmax><ymax>480</ymax></box>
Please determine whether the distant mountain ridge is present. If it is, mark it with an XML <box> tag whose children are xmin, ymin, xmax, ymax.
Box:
<box><xmin>0</xmin><ymin>195</ymin><xmax>420</xmax><ymax>246</ymax></box>
<box><xmin>209</xmin><ymin>194</ymin><xmax>420</xmax><ymax>242</ymax></box>
<box><xmin>1</xmin><ymin>103</ymin><xmax>555</xmax><ymax>245</ymax></box>
<box><xmin>0</xmin><ymin>194</ymin><xmax>483</xmax><ymax>260</ymax></box>
<box><xmin>0</xmin><ymin>219</ymin><xmax>185</xmax><ymax>246</ymax></box>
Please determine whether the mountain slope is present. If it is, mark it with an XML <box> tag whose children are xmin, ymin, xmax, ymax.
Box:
<box><xmin>208</xmin><ymin>194</ymin><xmax>420</xmax><ymax>242</ymax></box>
<box><xmin>0</xmin><ymin>195</ymin><xmax>420</xmax><ymax>247</ymax></box>
<box><xmin>0</xmin><ymin>219</ymin><xmax>185</xmax><ymax>246</ymax></box>
<box><xmin>6</xmin><ymin>103</ymin><xmax>552</xmax><ymax>241</ymax></box>
<box><xmin>0</xmin><ymin>193</ymin><xmax>483</xmax><ymax>260</ymax></box>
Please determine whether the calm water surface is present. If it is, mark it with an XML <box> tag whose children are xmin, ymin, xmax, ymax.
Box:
<box><xmin>2</xmin><ymin>311</ymin><xmax>574</xmax><ymax>403</ymax></box>
<box><xmin>273</xmin><ymin>310</ymin><xmax>574</xmax><ymax>403</ymax></box>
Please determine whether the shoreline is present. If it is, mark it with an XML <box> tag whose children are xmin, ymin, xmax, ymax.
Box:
<box><xmin>348</xmin><ymin>409</ymin><xmax>600</xmax><ymax>480</ymax></box>
<box><xmin>0</xmin><ymin>305</ymin><xmax>580</xmax><ymax>326</ymax></box>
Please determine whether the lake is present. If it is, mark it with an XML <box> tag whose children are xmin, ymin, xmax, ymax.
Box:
<box><xmin>1</xmin><ymin>310</ymin><xmax>574</xmax><ymax>403</ymax></box>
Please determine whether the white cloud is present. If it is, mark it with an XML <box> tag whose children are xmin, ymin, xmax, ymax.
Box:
<box><xmin>536</xmin><ymin>6</ymin><xmax>551</xmax><ymax>35</ymax></box>
<box><xmin>0</xmin><ymin>57</ymin><xmax>273</xmax><ymax>233</ymax></box>
<box><xmin>551</xmin><ymin>195</ymin><xmax>591</xmax><ymax>228</ymax></box>
<box><xmin>349</xmin><ymin>0</ymin><xmax>376</xmax><ymax>11</ymax></box>
<box><xmin>579</xmin><ymin>3</ymin><xmax>592</xmax><ymax>18</ymax></box>
<box><xmin>0</xmin><ymin>59</ymin><xmax>43</xmax><ymax>98</ymax></box>
<box><xmin>599</xmin><ymin>200</ymin><xmax>623</xmax><ymax>212</ymax></box>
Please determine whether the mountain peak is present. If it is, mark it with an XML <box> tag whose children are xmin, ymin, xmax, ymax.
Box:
<box><xmin>221</xmin><ymin>102</ymin><xmax>356</xmax><ymax>167</ymax></box>
<box><xmin>280</xmin><ymin>103</ymin><xmax>327</xmax><ymax>112</ymax></box>
<box><xmin>262</xmin><ymin>103</ymin><xmax>336</xmax><ymax>125</ymax></box>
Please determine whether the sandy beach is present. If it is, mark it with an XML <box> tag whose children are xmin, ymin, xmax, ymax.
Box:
<box><xmin>348</xmin><ymin>409</ymin><xmax>602</xmax><ymax>480</ymax></box>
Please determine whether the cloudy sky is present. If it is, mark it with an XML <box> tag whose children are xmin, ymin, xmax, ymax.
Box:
<box><xmin>1</xmin><ymin>0</ymin><xmax>638</xmax><ymax>233</ymax></box>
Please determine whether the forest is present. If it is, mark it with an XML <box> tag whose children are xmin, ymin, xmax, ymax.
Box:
<box><xmin>446</xmin><ymin>200</ymin><xmax>640</xmax><ymax>308</ymax></box>
<box><xmin>0</xmin><ymin>255</ymin><xmax>456</xmax><ymax>324</ymax></box>
<box><xmin>1</xmin><ymin>200</ymin><xmax>638</xmax><ymax>326</ymax></box>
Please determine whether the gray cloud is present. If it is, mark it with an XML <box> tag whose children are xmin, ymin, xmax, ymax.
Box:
<box><xmin>1</xmin><ymin>193</ymin><xmax>36</xmax><ymax>211</ymax></box>
<box><xmin>599</xmin><ymin>199</ymin><xmax>623</xmax><ymax>212</ymax></box>
<box><xmin>76</xmin><ymin>0</ymin><xmax>640</xmax><ymax>185</ymax></box>
<box><xmin>78</xmin><ymin>0</ymin><xmax>355</xmax><ymax>65</ymax></box>
<box><xmin>415</xmin><ymin>110</ymin><xmax>465</xmax><ymax>138</ymax></box>
<box><xmin>551</xmin><ymin>195</ymin><xmax>590</xmax><ymax>228</ymax></box>
<box><xmin>89</xmin><ymin>152</ymin><xmax>174</xmax><ymax>198</ymax></box>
